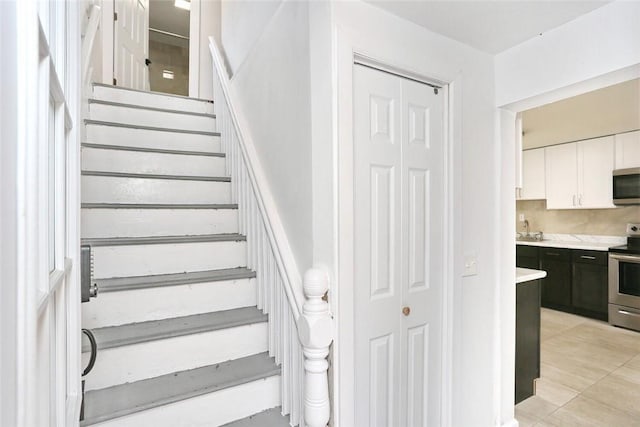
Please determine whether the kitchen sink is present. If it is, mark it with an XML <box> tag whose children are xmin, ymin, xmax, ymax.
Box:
<box><xmin>517</xmin><ymin>232</ymin><xmax>545</xmax><ymax>242</ymax></box>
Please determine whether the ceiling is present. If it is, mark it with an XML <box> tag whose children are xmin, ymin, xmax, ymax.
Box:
<box><xmin>365</xmin><ymin>0</ymin><xmax>610</xmax><ymax>54</ymax></box>
<box><xmin>149</xmin><ymin>0</ymin><xmax>190</xmax><ymax>38</ymax></box>
<box><xmin>522</xmin><ymin>78</ymin><xmax>640</xmax><ymax>149</ymax></box>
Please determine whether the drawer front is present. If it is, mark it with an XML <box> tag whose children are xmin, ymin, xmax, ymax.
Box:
<box><xmin>539</xmin><ymin>247</ymin><xmax>571</xmax><ymax>261</ymax></box>
<box><xmin>572</xmin><ymin>249</ymin><xmax>607</xmax><ymax>265</ymax></box>
<box><xmin>516</xmin><ymin>245</ymin><xmax>539</xmax><ymax>258</ymax></box>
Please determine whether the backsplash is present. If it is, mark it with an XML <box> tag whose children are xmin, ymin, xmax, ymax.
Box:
<box><xmin>516</xmin><ymin>200</ymin><xmax>640</xmax><ymax>236</ymax></box>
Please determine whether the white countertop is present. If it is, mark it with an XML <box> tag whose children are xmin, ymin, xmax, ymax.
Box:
<box><xmin>515</xmin><ymin>233</ymin><xmax>625</xmax><ymax>252</ymax></box>
<box><xmin>516</xmin><ymin>267</ymin><xmax>547</xmax><ymax>284</ymax></box>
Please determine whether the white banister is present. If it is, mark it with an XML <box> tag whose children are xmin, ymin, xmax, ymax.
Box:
<box><xmin>81</xmin><ymin>3</ymin><xmax>101</xmax><ymax>88</ymax></box>
<box><xmin>208</xmin><ymin>37</ymin><xmax>333</xmax><ymax>427</ymax></box>
<box><xmin>299</xmin><ymin>269</ymin><xmax>333</xmax><ymax>427</ymax></box>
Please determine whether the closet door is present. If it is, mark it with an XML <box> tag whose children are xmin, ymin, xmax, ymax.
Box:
<box><xmin>353</xmin><ymin>64</ymin><xmax>444</xmax><ymax>427</ymax></box>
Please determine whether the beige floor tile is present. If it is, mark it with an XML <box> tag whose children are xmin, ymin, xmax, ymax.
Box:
<box><xmin>582</xmin><ymin>373</ymin><xmax>640</xmax><ymax>417</ymax></box>
<box><xmin>540</xmin><ymin>363</ymin><xmax>599</xmax><ymax>392</ymax></box>
<box><xmin>516</xmin><ymin>395</ymin><xmax>559</xmax><ymax>419</ymax></box>
<box><xmin>542</xmin><ymin>396</ymin><xmax>640</xmax><ymax>427</ymax></box>
<box><xmin>613</xmin><ymin>364</ymin><xmax>640</xmax><ymax>385</ymax></box>
<box><xmin>532</xmin><ymin>421</ymin><xmax>560</xmax><ymax>427</ymax></box>
<box><xmin>534</xmin><ymin>378</ymin><xmax>579</xmax><ymax>407</ymax></box>
<box><xmin>515</xmin><ymin>408</ymin><xmax>542</xmax><ymax>427</ymax></box>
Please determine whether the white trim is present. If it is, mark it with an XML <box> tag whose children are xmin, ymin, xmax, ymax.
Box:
<box><xmin>100</xmin><ymin>0</ymin><xmax>114</xmax><ymax>85</ymax></box>
<box><xmin>333</xmin><ymin>26</ymin><xmax>458</xmax><ymax>427</ymax></box>
<box><xmin>188</xmin><ymin>0</ymin><xmax>201</xmax><ymax>97</ymax></box>
<box><xmin>82</xmin><ymin>3</ymin><xmax>101</xmax><ymax>88</ymax></box>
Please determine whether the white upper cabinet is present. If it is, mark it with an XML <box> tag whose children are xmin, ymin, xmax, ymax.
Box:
<box><xmin>545</xmin><ymin>143</ymin><xmax>578</xmax><ymax>209</ymax></box>
<box><xmin>518</xmin><ymin>148</ymin><xmax>546</xmax><ymax>200</ymax></box>
<box><xmin>545</xmin><ymin>136</ymin><xmax>615</xmax><ymax>209</ymax></box>
<box><xmin>615</xmin><ymin>130</ymin><xmax>640</xmax><ymax>169</ymax></box>
<box><xmin>578</xmin><ymin>136</ymin><xmax>615</xmax><ymax>208</ymax></box>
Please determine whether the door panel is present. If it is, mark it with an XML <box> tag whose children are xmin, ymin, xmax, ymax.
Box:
<box><xmin>354</xmin><ymin>64</ymin><xmax>444</xmax><ymax>427</ymax></box>
<box><xmin>114</xmin><ymin>0</ymin><xmax>149</xmax><ymax>90</ymax></box>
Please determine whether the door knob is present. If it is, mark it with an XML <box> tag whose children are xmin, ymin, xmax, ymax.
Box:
<box><xmin>402</xmin><ymin>306</ymin><xmax>411</xmax><ymax>316</ymax></box>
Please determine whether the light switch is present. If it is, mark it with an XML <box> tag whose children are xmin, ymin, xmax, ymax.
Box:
<box><xmin>463</xmin><ymin>254</ymin><xmax>478</xmax><ymax>277</ymax></box>
<box><xmin>518</xmin><ymin>213</ymin><xmax>525</xmax><ymax>222</ymax></box>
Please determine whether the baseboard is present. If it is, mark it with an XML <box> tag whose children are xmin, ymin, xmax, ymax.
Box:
<box><xmin>502</xmin><ymin>417</ymin><xmax>519</xmax><ymax>427</ymax></box>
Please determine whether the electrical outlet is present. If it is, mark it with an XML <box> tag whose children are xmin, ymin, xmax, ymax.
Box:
<box><xmin>627</xmin><ymin>223</ymin><xmax>640</xmax><ymax>236</ymax></box>
<box><xmin>519</xmin><ymin>214</ymin><xmax>525</xmax><ymax>222</ymax></box>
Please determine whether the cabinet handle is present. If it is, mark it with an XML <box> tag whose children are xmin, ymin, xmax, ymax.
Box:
<box><xmin>572</xmin><ymin>195</ymin><xmax>577</xmax><ymax>206</ymax></box>
<box><xmin>545</xmin><ymin>252</ymin><xmax>560</xmax><ymax>256</ymax></box>
<box><xmin>579</xmin><ymin>194</ymin><xmax>583</xmax><ymax>206</ymax></box>
<box><xmin>580</xmin><ymin>255</ymin><xmax>596</xmax><ymax>260</ymax></box>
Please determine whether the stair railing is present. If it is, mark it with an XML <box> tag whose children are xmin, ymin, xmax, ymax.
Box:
<box><xmin>209</xmin><ymin>38</ymin><xmax>333</xmax><ymax>427</ymax></box>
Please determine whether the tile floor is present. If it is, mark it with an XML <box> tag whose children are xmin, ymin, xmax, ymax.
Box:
<box><xmin>516</xmin><ymin>308</ymin><xmax>640</xmax><ymax>427</ymax></box>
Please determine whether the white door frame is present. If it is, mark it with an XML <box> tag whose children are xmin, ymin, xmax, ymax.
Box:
<box><xmin>333</xmin><ymin>26</ymin><xmax>461</xmax><ymax>427</ymax></box>
<box><xmin>101</xmin><ymin>0</ymin><xmax>115</xmax><ymax>84</ymax></box>
<box><xmin>497</xmin><ymin>63</ymin><xmax>640</xmax><ymax>427</ymax></box>
<box><xmin>1</xmin><ymin>0</ymin><xmax>83</xmax><ymax>426</ymax></box>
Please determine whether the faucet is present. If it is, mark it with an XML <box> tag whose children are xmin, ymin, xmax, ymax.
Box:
<box><xmin>523</xmin><ymin>219</ymin><xmax>530</xmax><ymax>236</ymax></box>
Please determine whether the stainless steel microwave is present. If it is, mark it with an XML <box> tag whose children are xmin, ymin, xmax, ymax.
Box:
<box><xmin>613</xmin><ymin>168</ymin><xmax>640</xmax><ymax>205</ymax></box>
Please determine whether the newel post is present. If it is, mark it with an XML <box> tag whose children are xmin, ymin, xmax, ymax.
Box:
<box><xmin>298</xmin><ymin>268</ymin><xmax>333</xmax><ymax>427</ymax></box>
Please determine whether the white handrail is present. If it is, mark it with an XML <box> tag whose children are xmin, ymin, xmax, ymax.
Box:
<box><xmin>208</xmin><ymin>37</ymin><xmax>304</xmax><ymax>320</ymax></box>
<box><xmin>81</xmin><ymin>4</ymin><xmax>101</xmax><ymax>88</ymax></box>
<box><xmin>208</xmin><ymin>37</ymin><xmax>332</xmax><ymax>427</ymax></box>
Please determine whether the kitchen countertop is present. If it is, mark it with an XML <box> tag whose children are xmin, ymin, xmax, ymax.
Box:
<box><xmin>515</xmin><ymin>233</ymin><xmax>625</xmax><ymax>252</ymax></box>
<box><xmin>516</xmin><ymin>267</ymin><xmax>547</xmax><ymax>284</ymax></box>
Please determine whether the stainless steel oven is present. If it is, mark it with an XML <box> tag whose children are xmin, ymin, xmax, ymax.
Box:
<box><xmin>609</xmin><ymin>233</ymin><xmax>640</xmax><ymax>331</ymax></box>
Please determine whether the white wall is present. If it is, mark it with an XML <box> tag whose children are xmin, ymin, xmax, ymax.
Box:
<box><xmin>221</xmin><ymin>0</ymin><xmax>282</xmax><ymax>75</ymax></box>
<box><xmin>330</xmin><ymin>2</ymin><xmax>498</xmax><ymax>426</ymax></box>
<box><xmin>227</xmin><ymin>1</ymin><xmax>314</xmax><ymax>272</ymax></box>
<box><xmin>495</xmin><ymin>0</ymin><xmax>640</xmax><ymax>108</ymax></box>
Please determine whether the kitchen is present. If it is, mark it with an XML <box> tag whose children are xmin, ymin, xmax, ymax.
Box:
<box><xmin>512</xmin><ymin>78</ymin><xmax>640</xmax><ymax>425</ymax></box>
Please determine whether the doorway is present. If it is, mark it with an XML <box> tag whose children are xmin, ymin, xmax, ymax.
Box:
<box><xmin>148</xmin><ymin>0</ymin><xmax>190</xmax><ymax>96</ymax></box>
<box><xmin>352</xmin><ymin>62</ymin><xmax>446</xmax><ymax>427</ymax></box>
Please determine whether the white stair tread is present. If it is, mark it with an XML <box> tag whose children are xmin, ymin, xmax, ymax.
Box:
<box><xmin>82</xmin><ymin>233</ymin><xmax>245</xmax><ymax>247</ymax></box>
<box><xmin>81</xmin><ymin>142</ymin><xmax>225</xmax><ymax>157</ymax></box>
<box><xmin>82</xmin><ymin>307</ymin><xmax>267</xmax><ymax>352</ymax></box>
<box><xmin>81</xmin><ymin>170</ymin><xmax>230</xmax><ymax>182</ymax></box>
<box><xmin>89</xmin><ymin>99</ymin><xmax>216</xmax><ymax>119</ymax></box>
<box><xmin>92</xmin><ymin>82</ymin><xmax>214</xmax><ymax>104</ymax></box>
<box><xmin>85</xmin><ymin>119</ymin><xmax>220</xmax><ymax>136</ymax></box>
<box><xmin>221</xmin><ymin>407</ymin><xmax>290</xmax><ymax>427</ymax></box>
<box><xmin>95</xmin><ymin>267</ymin><xmax>255</xmax><ymax>293</ymax></box>
<box><xmin>80</xmin><ymin>352</ymin><xmax>279</xmax><ymax>426</ymax></box>
<box><xmin>82</xmin><ymin>203</ymin><xmax>237</xmax><ymax>209</ymax></box>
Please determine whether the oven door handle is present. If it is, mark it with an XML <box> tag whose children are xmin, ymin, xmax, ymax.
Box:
<box><xmin>610</xmin><ymin>253</ymin><xmax>640</xmax><ymax>263</ymax></box>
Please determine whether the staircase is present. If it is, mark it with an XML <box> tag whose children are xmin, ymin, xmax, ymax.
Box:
<box><xmin>80</xmin><ymin>84</ymin><xmax>290</xmax><ymax>427</ymax></box>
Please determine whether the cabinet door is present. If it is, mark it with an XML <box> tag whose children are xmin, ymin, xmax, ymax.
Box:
<box><xmin>516</xmin><ymin>245</ymin><xmax>539</xmax><ymax>269</ymax></box>
<box><xmin>545</xmin><ymin>143</ymin><xmax>578</xmax><ymax>209</ymax></box>
<box><xmin>578</xmin><ymin>136</ymin><xmax>615</xmax><ymax>208</ymax></box>
<box><xmin>572</xmin><ymin>250</ymin><xmax>608</xmax><ymax>320</ymax></box>
<box><xmin>520</xmin><ymin>148</ymin><xmax>546</xmax><ymax>200</ymax></box>
<box><xmin>540</xmin><ymin>248</ymin><xmax>572</xmax><ymax>310</ymax></box>
<box><xmin>615</xmin><ymin>131</ymin><xmax>640</xmax><ymax>169</ymax></box>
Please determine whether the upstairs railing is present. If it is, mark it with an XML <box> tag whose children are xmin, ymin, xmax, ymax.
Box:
<box><xmin>81</xmin><ymin>1</ymin><xmax>101</xmax><ymax>89</ymax></box>
<box><xmin>209</xmin><ymin>37</ymin><xmax>333</xmax><ymax>427</ymax></box>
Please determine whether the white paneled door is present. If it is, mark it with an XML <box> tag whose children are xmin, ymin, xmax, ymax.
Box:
<box><xmin>114</xmin><ymin>0</ymin><xmax>149</xmax><ymax>90</ymax></box>
<box><xmin>353</xmin><ymin>64</ymin><xmax>445</xmax><ymax>427</ymax></box>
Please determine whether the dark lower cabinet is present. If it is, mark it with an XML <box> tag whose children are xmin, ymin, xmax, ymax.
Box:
<box><xmin>515</xmin><ymin>279</ymin><xmax>541</xmax><ymax>404</ymax></box>
<box><xmin>539</xmin><ymin>248</ymin><xmax>572</xmax><ymax>311</ymax></box>
<box><xmin>516</xmin><ymin>244</ymin><xmax>609</xmax><ymax>321</ymax></box>
<box><xmin>571</xmin><ymin>250</ymin><xmax>608</xmax><ymax>320</ymax></box>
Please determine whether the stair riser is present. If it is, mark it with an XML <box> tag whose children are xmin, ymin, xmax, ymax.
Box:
<box><xmin>87</xmin><ymin>376</ymin><xmax>281</xmax><ymax>427</ymax></box>
<box><xmin>82</xmin><ymin>175</ymin><xmax>231</xmax><ymax>205</ymax></box>
<box><xmin>82</xmin><ymin>148</ymin><xmax>226</xmax><ymax>177</ymax></box>
<box><xmin>92</xmin><ymin>85</ymin><xmax>215</xmax><ymax>114</ymax></box>
<box><xmin>83</xmin><ymin>323</ymin><xmax>269</xmax><ymax>391</ymax></box>
<box><xmin>86</xmin><ymin>123</ymin><xmax>221</xmax><ymax>153</ymax></box>
<box><xmin>82</xmin><ymin>278</ymin><xmax>257</xmax><ymax>329</ymax></box>
<box><xmin>82</xmin><ymin>208</ymin><xmax>238</xmax><ymax>238</ymax></box>
<box><xmin>90</xmin><ymin>103</ymin><xmax>216</xmax><ymax>132</ymax></box>
<box><xmin>92</xmin><ymin>241</ymin><xmax>247</xmax><ymax>278</ymax></box>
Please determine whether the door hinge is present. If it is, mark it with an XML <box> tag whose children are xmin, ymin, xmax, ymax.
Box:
<box><xmin>113</xmin><ymin>78</ymin><xmax>117</xmax><ymax>86</ymax></box>
<box><xmin>114</xmin><ymin>12</ymin><xmax>118</xmax><ymax>21</ymax></box>
<box><xmin>434</xmin><ymin>87</ymin><xmax>439</xmax><ymax>95</ymax></box>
